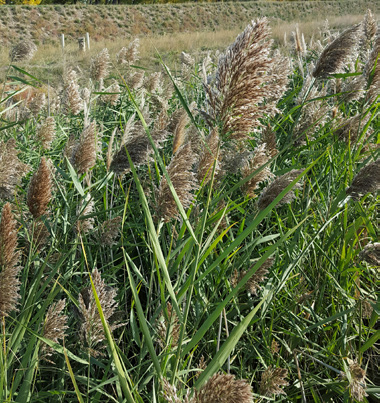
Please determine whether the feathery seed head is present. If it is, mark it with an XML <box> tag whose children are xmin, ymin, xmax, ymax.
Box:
<box><xmin>157</xmin><ymin>142</ymin><xmax>197</xmax><ymax>222</ymax></box>
<box><xmin>258</xmin><ymin>169</ymin><xmax>304</xmax><ymax>210</ymax></box>
<box><xmin>79</xmin><ymin>269</ymin><xmax>121</xmax><ymax>356</ymax></box>
<box><xmin>348</xmin><ymin>363</ymin><xmax>367</xmax><ymax>402</ymax></box>
<box><xmin>206</xmin><ymin>18</ymin><xmax>290</xmax><ymax>140</ymax></box>
<box><xmin>91</xmin><ymin>48</ymin><xmax>110</xmax><ymax>81</ymax></box>
<box><xmin>41</xmin><ymin>299</ymin><xmax>68</xmax><ymax>362</ymax></box>
<box><xmin>260</xmin><ymin>125</ymin><xmax>278</xmax><ymax>158</ymax></box>
<box><xmin>117</xmin><ymin>38</ymin><xmax>140</xmax><ymax>66</ymax></box>
<box><xmin>145</xmin><ymin>72</ymin><xmax>163</xmax><ymax>93</ymax></box>
<box><xmin>259</xmin><ymin>366</ymin><xmax>289</xmax><ymax>397</ymax></box>
<box><xmin>27</xmin><ymin>157</ymin><xmax>52</xmax><ymax>219</ymax></box>
<box><xmin>347</xmin><ymin>159</ymin><xmax>380</xmax><ymax>199</ymax></box>
<box><xmin>193</xmin><ymin>373</ymin><xmax>253</xmax><ymax>403</ymax></box>
<box><xmin>162</xmin><ymin>378</ymin><xmax>190</xmax><ymax>403</ymax></box>
<box><xmin>363</xmin><ymin>9</ymin><xmax>377</xmax><ymax>42</ymax></box>
<box><xmin>37</xmin><ymin>116</ymin><xmax>56</xmax><ymax>150</ymax></box>
<box><xmin>29</xmin><ymin>92</ymin><xmax>46</xmax><ymax>116</ymax></box>
<box><xmin>0</xmin><ymin>203</ymin><xmax>21</xmax><ymax>318</ymax></box>
<box><xmin>313</xmin><ymin>24</ymin><xmax>362</xmax><ymax>78</ymax></box>
<box><xmin>181</xmin><ymin>52</ymin><xmax>195</xmax><ymax>67</ymax></box>
<box><xmin>0</xmin><ymin>139</ymin><xmax>29</xmax><ymax>200</ymax></box>
<box><xmin>242</xmin><ymin>144</ymin><xmax>274</xmax><ymax>198</ymax></box>
<box><xmin>110</xmin><ymin>124</ymin><xmax>153</xmax><ymax>176</ymax></box>
<box><xmin>156</xmin><ymin>302</ymin><xmax>180</xmax><ymax>349</ymax></box>
<box><xmin>334</xmin><ymin>113</ymin><xmax>370</xmax><ymax>143</ymax></box>
<box><xmin>76</xmin><ymin>194</ymin><xmax>95</xmax><ymax>235</ymax></box>
<box><xmin>10</xmin><ymin>40</ymin><xmax>37</xmax><ymax>62</ymax></box>
<box><xmin>71</xmin><ymin>122</ymin><xmax>97</xmax><ymax>175</ymax></box>
<box><xmin>231</xmin><ymin>257</ymin><xmax>274</xmax><ymax>295</ymax></box>
<box><xmin>129</xmin><ymin>71</ymin><xmax>145</xmax><ymax>90</ymax></box>
<box><xmin>64</xmin><ymin>80</ymin><xmax>83</xmax><ymax>116</ymax></box>
<box><xmin>197</xmin><ymin>128</ymin><xmax>221</xmax><ymax>185</ymax></box>
<box><xmin>172</xmin><ymin>110</ymin><xmax>189</xmax><ymax>154</ymax></box>
<box><xmin>101</xmin><ymin>80</ymin><xmax>120</xmax><ymax>106</ymax></box>
<box><xmin>100</xmin><ymin>216</ymin><xmax>122</xmax><ymax>246</ymax></box>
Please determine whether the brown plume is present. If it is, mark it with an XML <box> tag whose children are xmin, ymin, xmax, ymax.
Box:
<box><xmin>157</xmin><ymin>142</ymin><xmax>197</xmax><ymax>222</ymax></box>
<box><xmin>27</xmin><ymin>157</ymin><xmax>52</xmax><ymax>219</ymax></box>
<box><xmin>0</xmin><ymin>203</ymin><xmax>21</xmax><ymax>318</ymax></box>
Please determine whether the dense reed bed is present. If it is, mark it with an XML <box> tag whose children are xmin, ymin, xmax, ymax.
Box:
<box><xmin>0</xmin><ymin>10</ymin><xmax>379</xmax><ymax>402</ymax></box>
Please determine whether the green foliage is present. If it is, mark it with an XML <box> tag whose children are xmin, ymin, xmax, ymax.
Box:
<box><xmin>0</xmin><ymin>17</ymin><xmax>379</xmax><ymax>402</ymax></box>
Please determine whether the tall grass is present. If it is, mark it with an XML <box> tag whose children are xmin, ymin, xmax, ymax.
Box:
<box><xmin>0</xmin><ymin>11</ymin><xmax>379</xmax><ymax>403</ymax></box>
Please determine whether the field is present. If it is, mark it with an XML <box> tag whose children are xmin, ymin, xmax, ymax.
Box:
<box><xmin>0</xmin><ymin>2</ymin><xmax>379</xmax><ymax>403</ymax></box>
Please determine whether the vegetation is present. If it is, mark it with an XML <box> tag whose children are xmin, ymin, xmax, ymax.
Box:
<box><xmin>0</xmin><ymin>9</ymin><xmax>379</xmax><ymax>403</ymax></box>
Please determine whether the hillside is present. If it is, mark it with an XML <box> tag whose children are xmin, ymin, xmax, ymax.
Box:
<box><xmin>0</xmin><ymin>0</ymin><xmax>378</xmax><ymax>46</ymax></box>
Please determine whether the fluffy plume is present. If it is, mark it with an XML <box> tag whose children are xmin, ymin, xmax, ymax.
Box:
<box><xmin>157</xmin><ymin>142</ymin><xmax>197</xmax><ymax>222</ymax></box>
<box><xmin>192</xmin><ymin>373</ymin><xmax>253</xmax><ymax>403</ymax></box>
<box><xmin>37</xmin><ymin>116</ymin><xmax>56</xmax><ymax>150</ymax></box>
<box><xmin>197</xmin><ymin>128</ymin><xmax>221</xmax><ymax>185</ymax></box>
<box><xmin>334</xmin><ymin>113</ymin><xmax>370</xmax><ymax>143</ymax></box>
<box><xmin>359</xmin><ymin>243</ymin><xmax>380</xmax><ymax>266</ymax></box>
<box><xmin>81</xmin><ymin>87</ymin><xmax>91</xmax><ymax>106</ymax></box>
<box><xmin>260</xmin><ymin>366</ymin><xmax>289</xmax><ymax>397</ymax></box>
<box><xmin>242</xmin><ymin>144</ymin><xmax>274</xmax><ymax>198</ymax></box>
<box><xmin>10</xmin><ymin>40</ymin><xmax>37</xmax><ymax>62</ymax></box>
<box><xmin>0</xmin><ymin>203</ymin><xmax>21</xmax><ymax>318</ymax></box>
<box><xmin>0</xmin><ymin>139</ymin><xmax>29</xmax><ymax>200</ymax></box>
<box><xmin>204</xmin><ymin>18</ymin><xmax>289</xmax><ymax>140</ymax></box>
<box><xmin>156</xmin><ymin>302</ymin><xmax>180</xmax><ymax>349</ymax></box>
<box><xmin>116</xmin><ymin>38</ymin><xmax>140</xmax><ymax>66</ymax></box>
<box><xmin>129</xmin><ymin>71</ymin><xmax>145</xmax><ymax>91</ymax></box>
<box><xmin>78</xmin><ymin>269</ymin><xmax>122</xmax><ymax>356</ymax></box>
<box><xmin>101</xmin><ymin>80</ymin><xmax>120</xmax><ymax>106</ymax></box>
<box><xmin>271</xmin><ymin>340</ymin><xmax>280</xmax><ymax>355</ymax></box>
<box><xmin>258</xmin><ymin>169</ymin><xmax>304</xmax><ymax>210</ymax></box>
<box><xmin>27</xmin><ymin>157</ymin><xmax>52</xmax><ymax>219</ymax></box>
<box><xmin>29</xmin><ymin>92</ymin><xmax>46</xmax><ymax>116</ymax></box>
<box><xmin>41</xmin><ymin>299</ymin><xmax>68</xmax><ymax>362</ymax></box>
<box><xmin>181</xmin><ymin>52</ymin><xmax>195</xmax><ymax>67</ymax></box>
<box><xmin>346</xmin><ymin>159</ymin><xmax>380</xmax><ymax>199</ymax></box>
<box><xmin>292</xmin><ymin>25</ymin><xmax>306</xmax><ymax>56</ymax></box>
<box><xmin>341</xmin><ymin>76</ymin><xmax>366</xmax><ymax>103</ymax></box>
<box><xmin>76</xmin><ymin>194</ymin><xmax>95</xmax><ymax>235</ymax></box>
<box><xmin>71</xmin><ymin>122</ymin><xmax>97</xmax><ymax>175</ymax></box>
<box><xmin>260</xmin><ymin>125</ymin><xmax>278</xmax><ymax>158</ymax></box>
<box><xmin>110</xmin><ymin>121</ymin><xmax>166</xmax><ymax>176</ymax></box>
<box><xmin>348</xmin><ymin>363</ymin><xmax>367</xmax><ymax>402</ymax></box>
<box><xmin>363</xmin><ymin>9</ymin><xmax>377</xmax><ymax>42</ymax></box>
<box><xmin>313</xmin><ymin>24</ymin><xmax>362</xmax><ymax>78</ymax></box>
<box><xmin>162</xmin><ymin>378</ymin><xmax>190</xmax><ymax>403</ymax></box>
<box><xmin>181</xmin><ymin>52</ymin><xmax>195</xmax><ymax>79</ymax></box>
<box><xmin>365</xmin><ymin>34</ymin><xmax>380</xmax><ymax>104</ymax></box>
<box><xmin>91</xmin><ymin>48</ymin><xmax>110</xmax><ymax>81</ymax></box>
<box><xmin>63</xmin><ymin>71</ymin><xmax>83</xmax><ymax>116</ymax></box>
<box><xmin>145</xmin><ymin>72</ymin><xmax>163</xmax><ymax>93</ymax></box>
<box><xmin>231</xmin><ymin>257</ymin><xmax>274</xmax><ymax>295</ymax></box>
<box><xmin>100</xmin><ymin>216</ymin><xmax>122</xmax><ymax>246</ymax></box>
<box><xmin>172</xmin><ymin>110</ymin><xmax>189</xmax><ymax>154</ymax></box>
<box><xmin>222</xmin><ymin>148</ymin><xmax>251</xmax><ymax>175</ymax></box>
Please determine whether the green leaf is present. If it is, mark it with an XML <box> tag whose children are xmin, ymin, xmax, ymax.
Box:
<box><xmin>65</xmin><ymin>157</ymin><xmax>85</xmax><ymax>196</ymax></box>
<box><xmin>359</xmin><ymin>330</ymin><xmax>380</xmax><ymax>353</ymax></box>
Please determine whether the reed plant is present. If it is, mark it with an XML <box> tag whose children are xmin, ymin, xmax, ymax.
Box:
<box><xmin>0</xmin><ymin>11</ymin><xmax>378</xmax><ymax>403</ymax></box>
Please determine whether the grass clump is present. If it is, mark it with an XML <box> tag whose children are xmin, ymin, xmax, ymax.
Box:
<box><xmin>0</xmin><ymin>11</ymin><xmax>379</xmax><ymax>403</ymax></box>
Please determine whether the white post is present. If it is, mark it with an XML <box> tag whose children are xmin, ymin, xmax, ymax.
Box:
<box><xmin>86</xmin><ymin>32</ymin><xmax>90</xmax><ymax>51</ymax></box>
<box><xmin>61</xmin><ymin>34</ymin><xmax>65</xmax><ymax>50</ymax></box>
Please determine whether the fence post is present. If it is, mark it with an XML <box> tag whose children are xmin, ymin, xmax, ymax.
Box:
<box><xmin>78</xmin><ymin>37</ymin><xmax>86</xmax><ymax>52</ymax></box>
<box><xmin>86</xmin><ymin>32</ymin><xmax>90</xmax><ymax>51</ymax></box>
<box><xmin>61</xmin><ymin>34</ymin><xmax>65</xmax><ymax>50</ymax></box>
